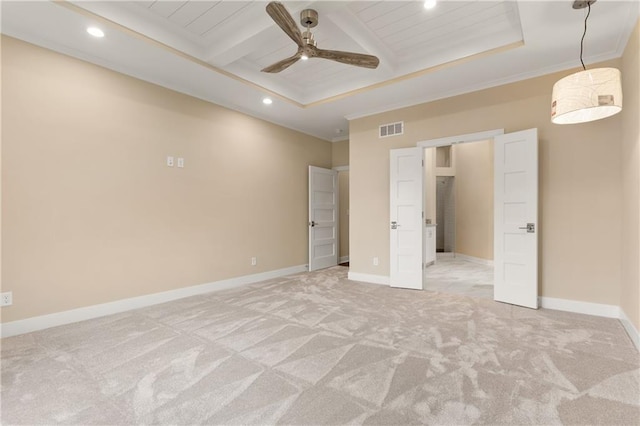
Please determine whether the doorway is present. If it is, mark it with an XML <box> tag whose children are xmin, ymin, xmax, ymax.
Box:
<box><xmin>389</xmin><ymin>128</ymin><xmax>539</xmax><ymax>309</ymax></box>
<box><xmin>435</xmin><ymin>176</ymin><xmax>455</xmax><ymax>254</ymax></box>
<box><xmin>424</xmin><ymin>139</ymin><xmax>494</xmax><ymax>298</ymax></box>
<box><xmin>336</xmin><ymin>168</ymin><xmax>349</xmax><ymax>266</ymax></box>
<box><xmin>308</xmin><ymin>166</ymin><xmax>338</xmax><ymax>271</ymax></box>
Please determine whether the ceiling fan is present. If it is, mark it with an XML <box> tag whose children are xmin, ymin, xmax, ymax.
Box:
<box><xmin>261</xmin><ymin>1</ymin><xmax>380</xmax><ymax>73</ymax></box>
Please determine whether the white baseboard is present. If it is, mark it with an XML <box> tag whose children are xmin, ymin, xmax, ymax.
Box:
<box><xmin>347</xmin><ymin>272</ymin><xmax>389</xmax><ymax>286</ymax></box>
<box><xmin>0</xmin><ymin>264</ymin><xmax>307</xmax><ymax>338</ymax></box>
<box><xmin>619</xmin><ymin>308</ymin><xmax>640</xmax><ymax>352</ymax></box>
<box><xmin>539</xmin><ymin>297</ymin><xmax>620</xmax><ymax>318</ymax></box>
<box><xmin>534</xmin><ymin>297</ymin><xmax>640</xmax><ymax>352</ymax></box>
<box><xmin>339</xmin><ymin>256</ymin><xmax>350</xmax><ymax>264</ymax></box>
<box><xmin>454</xmin><ymin>253</ymin><xmax>494</xmax><ymax>266</ymax></box>
<box><xmin>436</xmin><ymin>252</ymin><xmax>455</xmax><ymax>258</ymax></box>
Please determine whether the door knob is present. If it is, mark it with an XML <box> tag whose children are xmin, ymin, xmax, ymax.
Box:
<box><xmin>518</xmin><ymin>223</ymin><xmax>535</xmax><ymax>233</ymax></box>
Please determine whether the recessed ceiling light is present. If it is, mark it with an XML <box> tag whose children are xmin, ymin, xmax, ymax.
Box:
<box><xmin>262</xmin><ymin>97</ymin><xmax>273</xmax><ymax>105</ymax></box>
<box><xmin>424</xmin><ymin>0</ymin><xmax>437</xmax><ymax>10</ymax></box>
<box><xmin>87</xmin><ymin>27</ymin><xmax>104</xmax><ymax>38</ymax></box>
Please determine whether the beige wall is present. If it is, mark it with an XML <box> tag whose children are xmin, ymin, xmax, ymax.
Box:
<box><xmin>1</xmin><ymin>36</ymin><xmax>332</xmax><ymax>323</ymax></box>
<box><xmin>454</xmin><ymin>140</ymin><xmax>493</xmax><ymax>260</ymax></box>
<box><xmin>332</xmin><ymin>140</ymin><xmax>349</xmax><ymax>167</ymax></box>
<box><xmin>621</xmin><ymin>19</ymin><xmax>640</xmax><ymax>331</ymax></box>
<box><xmin>350</xmin><ymin>58</ymin><xmax>623</xmax><ymax>305</ymax></box>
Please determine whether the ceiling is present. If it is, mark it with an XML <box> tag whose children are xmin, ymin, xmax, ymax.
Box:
<box><xmin>2</xmin><ymin>1</ymin><xmax>638</xmax><ymax>141</ymax></box>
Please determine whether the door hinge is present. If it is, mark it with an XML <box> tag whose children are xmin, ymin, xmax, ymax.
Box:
<box><xmin>421</xmin><ymin>159</ymin><xmax>424</xmax><ymax>167</ymax></box>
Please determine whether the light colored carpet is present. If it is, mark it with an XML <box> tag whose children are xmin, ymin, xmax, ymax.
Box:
<box><xmin>424</xmin><ymin>255</ymin><xmax>494</xmax><ymax>300</ymax></box>
<box><xmin>2</xmin><ymin>266</ymin><xmax>639</xmax><ymax>425</ymax></box>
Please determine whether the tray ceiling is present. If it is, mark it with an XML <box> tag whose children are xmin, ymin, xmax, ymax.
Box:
<box><xmin>1</xmin><ymin>1</ymin><xmax>638</xmax><ymax>141</ymax></box>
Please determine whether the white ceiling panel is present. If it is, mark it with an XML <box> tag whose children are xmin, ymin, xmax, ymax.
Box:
<box><xmin>352</xmin><ymin>2</ymin><xmax>409</xmax><ymax>24</ymax></box>
<box><xmin>364</xmin><ymin>2</ymin><xmax>426</xmax><ymax>32</ymax></box>
<box><xmin>148</xmin><ymin>1</ymin><xmax>187</xmax><ymax>18</ymax></box>
<box><xmin>136</xmin><ymin>1</ymin><xmax>156</xmax><ymax>8</ymax></box>
<box><xmin>185</xmin><ymin>1</ymin><xmax>253</xmax><ymax>36</ymax></box>
<box><xmin>382</xmin><ymin>2</ymin><xmax>516</xmax><ymax>47</ymax></box>
<box><xmin>371</xmin><ymin>1</ymin><xmax>469</xmax><ymax>39</ymax></box>
<box><xmin>166</xmin><ymin>1</ymin><xmax>220</xmax><ymax>28</ymax></box>
<box><xmin>394</xmin><ymin>14</ymin><xmax>519</xmax><ymax>56</ymax></box>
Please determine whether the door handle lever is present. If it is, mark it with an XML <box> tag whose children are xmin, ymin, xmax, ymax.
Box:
<box><xmin>519</xmin><ymin>223</ymin><xmax>535</xmax><ymax>233</ymax></box>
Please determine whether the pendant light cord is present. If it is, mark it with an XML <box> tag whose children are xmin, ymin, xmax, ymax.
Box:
<box><xmin>580</xmin><ymin>2</ymin><xmax>591</xmax><ymax>70</ymax></box>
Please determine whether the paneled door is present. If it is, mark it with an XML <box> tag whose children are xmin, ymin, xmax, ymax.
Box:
<box><xmin>390</xmin><ymin>147</ymin><xmax>424</xmax><ymax>289</ymax></box>
<box><xmin>494</xmin><ymin>129</ymin><xmax>539</xmax><ymax>308</ymax></box>
<box><xmin>308</xmin><ymin>166</ymin><xmax>338</xmax><ymax>271</ymax></box>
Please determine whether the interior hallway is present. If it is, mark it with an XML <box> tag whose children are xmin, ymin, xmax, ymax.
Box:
<box><xmin>423</xmin><ymin>255</ymin><xmax>494</xmax><ymax>300</ymax></box>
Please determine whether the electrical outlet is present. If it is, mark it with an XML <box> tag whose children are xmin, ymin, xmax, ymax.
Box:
<box><xmin>373</xmin><ymin>257</ymin><xmax>379</xmax><ymax>266</ymax></box>
<box><xmin>251</xmin><ymin>257</ymin><xmax>257</xmax><ymax>266</ymax></box>
<box><xmin>1</xmin><ymin>291</ymin><xmax>12</xmax><ymax>307</ymax></box>
<box><xmin>166</xmin><ymin>156</ymin><xmax>174</xmax><ymax>167</ymax></box>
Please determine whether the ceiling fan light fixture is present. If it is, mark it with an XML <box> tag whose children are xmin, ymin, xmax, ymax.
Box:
<box><xmin>551</xmin><ymin>0</ymin><xmax>623</xmax><ymax>124</ymax></box>
<box><xmin>424</xmin><ymin>0</ymin><xmax>437</xmax><ymax>10</ymax></box>
<box><xmin>301</xmin><ymin>54</ymin><xmax>309</xmax><ymax>61</ymax></box>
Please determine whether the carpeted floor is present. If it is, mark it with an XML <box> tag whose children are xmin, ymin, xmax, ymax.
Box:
<box><xmin>2</xmin><ymin>266</ymin><xmax>639</xmax><ymax>425</ymax></box>
<box><xmin>423</xmin><ymin>255</ymin><xmax>494</xmax><ymax>300</ymax></box>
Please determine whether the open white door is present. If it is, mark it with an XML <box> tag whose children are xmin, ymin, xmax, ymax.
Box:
<box><xmin>309</xmin><ymin>166</ymin><xmax>338</xmax><ymax>271</ymax></box>
<box><xmin>390</xmin><ymin>147</ymin><xmax>424</xmax><ymax>289</ymax></box>
<box><xmin>494</xmin><ymin>129</ymin><xmax>538</xmax><ymax>309</ymax></box>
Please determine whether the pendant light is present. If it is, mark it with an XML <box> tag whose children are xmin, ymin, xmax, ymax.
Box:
<box><xmin>551</xmin><ymin>0</ymin><xmax>623</xmax><ymax>124</ymax></box>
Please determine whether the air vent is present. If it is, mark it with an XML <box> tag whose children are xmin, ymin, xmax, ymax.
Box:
<box><xmin>379</xmin><ymin>121</ymin><xmax>403</xmax><ymax>138</ymax></box>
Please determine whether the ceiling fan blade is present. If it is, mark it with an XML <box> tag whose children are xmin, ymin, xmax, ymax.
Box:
<box><xmin>310</xmin><ymin>46</ymin><xmax>380</xmax><ymax>69</ymax></box>
<box><xmin>266</xmin><ymin>2</ymin><xmax>304</xmax><ymax>48</ymax></box>
<box><xmin>261</xmin><ymin>51</ymin><xmax>302</xmax><ymax>73</ymax></box>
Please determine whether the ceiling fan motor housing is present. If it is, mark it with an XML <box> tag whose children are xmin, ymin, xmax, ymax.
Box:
<box><xmin>300</xmin><ymin>9</ymin><xmax>318</xmax><ymax>47</ymax></box>
<box><xmin>300</xmin><ymin>9</ymin><xmax>318</xmax><ymax>28</ymax></box>
<box><xmin>302</xmin><ymin>30</ymin><xmax>317</xmax><ymax>47</ymax></box>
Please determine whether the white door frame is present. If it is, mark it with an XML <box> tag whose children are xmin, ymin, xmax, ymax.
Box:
<box><xmin>415</xmin><ymin>128</ymin><xmax>539</xmax><ymax>309</ymax></box>
<box><xmin>493</xmin><ymin>129</ymin><xmax>539</xmax><ymax>308</ymax></box>
<box><xmin>309</xmin><ymin>166</ymin><xmax>339</xmax><ymax>271</ymax></box>
<box><xmin>416</xmin><ymin>129</ymin><xmax>505</xmax><ymax>149</ymax></box>
<box><xmin>417</xmin><ymin>129</ymin><xmax>505</xmax><ymax>262</ymax></box>
<box><xmin>389</xmin><ymin>147</ymin><xmax>424</xmax><ymax>290</ymax></box>
<box><xmin>332</xmin><ymin>166</ymin><xmax>349</xmax><ymax>265</ymax></box>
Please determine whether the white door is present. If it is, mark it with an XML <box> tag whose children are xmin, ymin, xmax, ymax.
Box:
<box><xmin>309</xmin><ymin>166</ymin><xmax>338</xmax><ymax>271</ymax></box>
<box><xmin>494</xmin><ymin>129</ymin><xmax>538</xmax><ymax>308</ymax></box>
<box><xmin>390</xmin><ymin>147</ymin><xmax>424</xmax><ymax>289</ymax></box>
